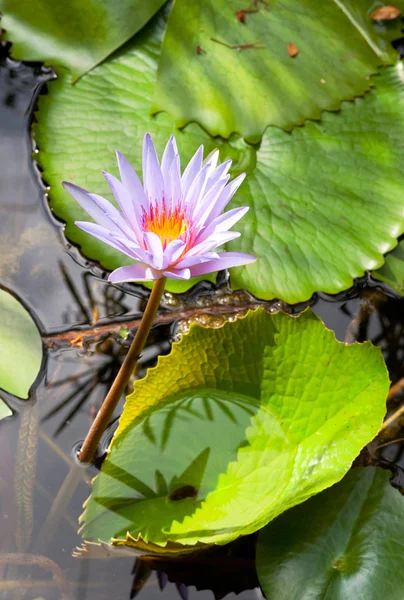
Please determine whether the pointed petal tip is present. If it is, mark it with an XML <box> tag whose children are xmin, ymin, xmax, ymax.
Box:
<box><xmin>62</xmin><ymin>181</ymin><xmax>91</xmax><ymax>197</ymax></box>
<box><xmin>62</xmin><ymin>181</ymin><xmax>78</xmax><ymax>192</ymax></box>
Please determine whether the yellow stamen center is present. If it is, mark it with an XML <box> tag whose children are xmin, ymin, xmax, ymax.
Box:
<box><xmin>144</xmin><ymin>207</ymin><xmax>187</xmax><ymax>246</ymax></box>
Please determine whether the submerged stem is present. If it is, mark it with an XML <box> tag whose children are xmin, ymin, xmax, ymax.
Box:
<box><xmin>78</xmin><ymin>277</ymin><xmax>167</xmax><ymax>463</ymax></box>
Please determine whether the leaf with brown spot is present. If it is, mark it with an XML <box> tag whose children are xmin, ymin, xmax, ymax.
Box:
<box><xmin>370</xmin><ymin>5</ymin><xmax>401</xmax><ymax>20</ymax></box>
<box><xmin>287</xmin><ymin>42</ymin><xmax>299</xmax><ymax>57</ymax></box>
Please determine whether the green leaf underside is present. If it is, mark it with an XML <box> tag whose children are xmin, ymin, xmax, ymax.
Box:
<box><xmin>80</xmin><ymin>308</ymin><xmax>388</xmax><ymax>550</ymax></box>
<box><xmin>257</xmin><ymin>467</ymin><xmax>404</xmax><ymax>600</ymax></box>
<box><xmin>0</xmin><ymin>0</ymin><xmax>166</xmax><ymax>80</ymax></box>
<box><xmin>0</xmin><ymin>288</ymin><xmax>42</xmax><ymax>399</ymax></box>
<box><xmin>373</xmin><ymin>239</ymin><xmax>404</xmax><ymax>295</ymax></box>
<box><xmin>230</xmin><ymin>65</ymin><xmax>404</xmax><ymax>302</ymax></box>
<box><xmin>33</xmin><ymin>7</ymin><xmax>404</xmax><ymax>301</ymax></box>
<box><xmin>153</xmin><ymin>0</ymin><xmax>404</xmax><ymax>141</ymax></box>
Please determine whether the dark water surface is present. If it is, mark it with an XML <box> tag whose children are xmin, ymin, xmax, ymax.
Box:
<box><xmin>1</xmin><ymin>48</ymin><xmax>404</xmax><ymax>600</ymax></box>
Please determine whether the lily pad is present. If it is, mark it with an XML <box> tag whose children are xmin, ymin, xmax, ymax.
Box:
<box><xmin>256</xmin><ymin>467</ymin><xmax>404</xmax><ymax>600</ymax></box>
<box><xmin>372</xmin><ymin>239</ymin><xmax>404</xmax><ymax>295</ymax></box>
<box><xmin>229</xmin><ymin>65</ymin><xmax>404</xmax><ymax>302</ymax></box>
<box><xmin>0</xmin><ymin>288</ymin><xmax>43</xmax><ymax>399</ymax></box>
<box><xmin>33</xmin><ymin>10</ymin><xmax>404</xmax><ymax>302</ymax></box>
<box><xmin>153</xmin><ymin>0</ymin><xmax>404</xmax><ymax>140</ymax></box>
<box><xmin>0</xmin><ymin>0</ymin><xmax>166</xmax><ymax>80</ymax></box>
<box><xmin>33</xmin><ymin>14</ymin><xmax>254</xmax><ymax>293</ymax></box>
<box><xmin>80</xmin><ymin>308</ymin><xmax>388</xmax><ymax>551</ymax></box>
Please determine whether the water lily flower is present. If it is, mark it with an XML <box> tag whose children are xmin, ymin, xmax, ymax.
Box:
<box><xmin>62</xmin><ymin>133</ymin><xmax>256</xmax><ymax>282</ymax></box>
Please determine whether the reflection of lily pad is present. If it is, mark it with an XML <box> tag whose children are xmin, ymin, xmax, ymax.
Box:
<box><xmin>154</xmin><ymin>0</ymin><xmax>404</xmax><ymax>140</ymax></box>
<box><xmin>0</xmin><ymin>288</ymin><xmax>43</xmax><ymax>399</ymax></box>
<box><xmin>257</xmin><ymin>467</ymin><xmax>404</xmax><ymax>600</ymax></box>
<box><xmin>373</xmin><ymin>239</ymin><xmax>404</xmax><ymax>295</ymax></box>
<box><xmin>81</xmin><ymin>308</ymin><xmax>388</xmax><ymax>551</ymax></box>
<box><xmin>0</xmin><ymin>0</ymin><xmax>166</xmax><ymax>79</ymax></box>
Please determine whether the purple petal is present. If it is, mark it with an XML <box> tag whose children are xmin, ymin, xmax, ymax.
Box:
<box><xmin>162</xmin><ymin>267</ymin><xmax>191</xmax><ymax>280</ymax></box>
<box><xmin>193</xmin><ymin>176</ymin><xmax>230</xmax><ymax>224</ymax></box>
<box><xmin>175</xmin><ymin>252</ymin><xmax>219</xmax><ymax>269</ymax></box>
<box><xmin>143</xmin><ymin>133</ymin><xmax>164</xmax><ymax>209</ymax></box>
<box><xmin>189</xmin><ymin>252</ymin><xmax>256</xmax><ymax>276</ymax></box>
<box><xmin>184</xmin><ymin>158</ymin><xmax>217</xmax><ymax>216</ymax></box>
<box><xmin>202</xmin><ymin>155</ymin><xmax>229</xmax><ymax>196</ymax></box>
<box><xmin>161</xmin><ymin>136</ymin><xmax>179</xmax><ymax>189</ymax></box>
<box><xmin>63</xmin><ymin>182</ymin><xmax>131</xmax><ymax>237</ymax></box>
<box><xmin>202</xmin><ymin>148</ymin><xmax>219</xmax><ymax>170</ymax></box>
<box><xmin>102</xmin><ymin>171</ymin><xmax>143</xmax><ymax>240</ymax></box>
<box><xmin>163</xmin><ymin>239</ymin><xmax>186</xmax><ymax>266</ymax></box>
<box><xmin>144</xmin><ymin>231</ymin><xmax>164</xmax><ymax>269</ymax></box>
<box><xmin>189</xmin><ymin>231</ymin><xmax>241</xmax><ymax>256</ymax></box>
<box><xmin>209</xmin><ymin>159</ymin><xmax>232</xmax><ymax>184</ymax></box>
<box><xmin>206</xmin><ymin>173</ymin><xmax>246</xmax><ymax>222</ymax></box>
<box><xmin>203</xmin><ymin>206</ymin><xmax>249</xmax><ymax>238</ymax></box>
<box><xmin>116</xmin><ymin>151</ymin><xmax>148</xmax><ymax>210</ymax></box>
<box><xmin>108</xmin><ymin>264</ymin><xmax>162</xmax><ymax>283</ymax></box>
<box><xmin>75</xmin><ymin>221</ymin><xmax>145</xmax><ymax>262</ymax></box>
<box><xmin>181</xmin><ymin>145</ymin><xmax>203</xmax><ymax>197</ymax></box>
<box><xmin>168</xmin><ymin>155</ymin><xmax>182</xmax><ymax>210</ymax></box>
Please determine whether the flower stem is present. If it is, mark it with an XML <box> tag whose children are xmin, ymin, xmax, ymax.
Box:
<box><xmin>78</xmin><ymin>277</ymin><xmax>167</xmax><ymax>463</ymax></box>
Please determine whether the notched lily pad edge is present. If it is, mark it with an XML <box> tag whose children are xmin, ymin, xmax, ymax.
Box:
<box><xmin>78</xmin><ymin>307</ymin><xmax>389</xmax><ymax>555</ymax></box>
<box><xmin>31</xmin><ymin>60</ymin><xmax>404</xmax><ymax>301</ymax></box>
<box><xmin>0</xmin><ymin>284</ymin><xmax>46</xmax><ymax>401</ymax></box>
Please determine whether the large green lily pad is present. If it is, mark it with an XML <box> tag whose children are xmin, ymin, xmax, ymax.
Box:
<box><xmin>0</xmin><ymin>0</ymin><xmax>166</xmax><ymax>80</ymax></box>
<box><xmin>257</xmin><ymin>467</ymin><xmax>404</xmax><ymax>600</ymax></box>
<box><xmin>33</xmin><ymin>9</ymin><xmax>404</xmax><ymax>302</ymax></box>
<box><xmin>0</xmin><ymin>288</ymin><xmax>43</xmax><ymax>399</ymax></box>
<box><xmin>80</xmin><ymin>308</ymin><xmax>388</xmax><ymax>551</ymax></box>
<box><xmin>373</xmin><ymin>239</ymin><xmax>404</xmax><ymax>295</ymax></box>
<box><xmin>229</xmin><ymin>65</ymin><xmax>404</xmax><ymax>302</ymax></box>
<box><xmin>153</xmin><ymin>0</ymin><xmax>404</xmax><ymax>140</ymax></box>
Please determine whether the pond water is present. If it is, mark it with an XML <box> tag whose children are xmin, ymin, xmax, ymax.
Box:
<box><xmin>1</xmin><ymin>46</ymin><xmax>404</xmax><ymax>600</ymax></box>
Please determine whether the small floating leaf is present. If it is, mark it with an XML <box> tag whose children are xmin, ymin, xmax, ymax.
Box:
<box><xmin>0</xmin><ymin>288</ymin><xmax>42</xmax><ymax>399</ymax></box>
<box><xmin>81</xmin><ymin>308</ymin><xmax>388</xmax><ymax>551</ymax></box>
<box><xmin>257</xmin><ymin>467</ymin><xmax>404</xmax><ymax>600</ymax></box>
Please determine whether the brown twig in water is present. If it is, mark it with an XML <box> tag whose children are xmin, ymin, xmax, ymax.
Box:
<box><xmin>374</xmin><ymin>437</ymin><xmax>404</xmax><ymax>451</ymax></box>
<box><xmin>377</xmin><ymin>377</ymin><xmax>404</xmax><ymax>433</ymax></box>
<box><xmin>43</xmin><ymin>300</ymin><xmax>274</xmax><ymax>346</ymax></box>
<box><xmin>210</xmin><ymin>37</ymin><xmax>264</xmax><ymax>51</ymax></box>
<box><xmin>379</xmin><ymin>403</ymin><xmax>404</xmax><ymax>433</ymax></box>
<box><xmin>344</xmin><ymin>290</ymin><xmax>385</xmax><ymax>344</ymax></box>
<box><xmin>387</xmin><ymin>377</ymin><xmax>404</xmax><ymax>402</ymax></box>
